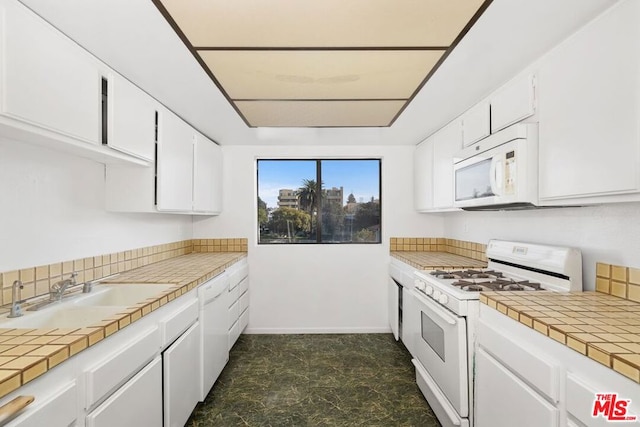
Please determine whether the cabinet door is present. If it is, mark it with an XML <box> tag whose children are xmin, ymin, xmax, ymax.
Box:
<box><xmin>164</xmin><ymin>321</ymin><xmax>201</xmax><ymax>427</ymax></box>
<box><xmin>0</xmin><ymin>0</ymin><xmax>102</xmax><ymax>144</ymax></box>
<box><xmin>432</xmin><ymin>120</ymin><xmax>461</xmax><ymax>209</ymax></box>
<box><xmin>109</xmin><ymin>74</ymin><xmax>156</xmax><ymax>161</ymax></box>
<box><xmin>461</xmin><ymin>101</ymin><xmax>490</xmax><ymax>147</ymax></box>
<box><xmin>413</xmin><ymin>138</ymin><xmax>434</xmax><ymax>211</ymax></box>
<box><xmin>538</xmin><ymin>0</ymin><xmax>640</xmax><ymax>202</ymax></box>
<box><xmin>490</xmin><ymin>74</ymin><xmax>536</xmax><ymax>133</ymax></box>
<box><xmin>157</xmin><ymin>109</ymin><xmax>194</xmax><ymax>211</ymax></box>
<box><xmin>388</xmin><ymin>277</ymin><xmax>399</xmax><ymax>341</ymax></box>
<box><xmin>86</xmin><ymin>356</ymin><xmax>162</xmax><ymax>427</ymax></box>
<box><xmin>475</xmin><ymin>348</ymin><xmax>559</xmax><ymax>427</ymax></box>
<box><xmin>193</xmin><ymin>133</ymin><xmax>223</xmax><ymax>214</ymax></box>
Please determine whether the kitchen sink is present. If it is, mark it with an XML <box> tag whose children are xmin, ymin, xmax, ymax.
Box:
<box><xmin>0</xmin><ymin>305</ymin><xmax>125</xmax><ymax>329</ymax></box>
<box><xmin>71</xmin><ymin>283</ymin><xmax>174</xmax><ymax>307</ymax></box>
<box><xmin>0</xmin><ymin>283</ymin><xmax>175</xmax><ymax>329</ymax></box>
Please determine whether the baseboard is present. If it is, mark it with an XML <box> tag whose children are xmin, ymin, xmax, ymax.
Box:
<box><xmin>243</xmin><ymin>326</ymin><xmax>392</xmax><ymax>334</ymax></box>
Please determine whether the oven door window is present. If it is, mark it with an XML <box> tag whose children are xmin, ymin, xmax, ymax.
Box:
<box><xmin>421</xmin><ymin>311</ymin><xmax>445</xmax><ymax>362</ymax></box>
<box><xmin>455</xmin><ymin>158</ymin><xmax>494</xmax><ymax>201</ymax></box>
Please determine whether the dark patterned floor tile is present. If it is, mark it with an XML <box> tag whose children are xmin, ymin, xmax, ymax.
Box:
<box><xmin>188</xmin><ymin>333</ymin><xmax>441</xmax><ymax>427</ymax></box>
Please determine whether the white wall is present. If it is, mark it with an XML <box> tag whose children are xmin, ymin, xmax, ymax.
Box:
<box><xmin>193</xmin><ymin>144</ymin><xmax>443</xmax><ymax>333</ymax></box>
<box><xmin>0</xmin><ymin>139</ymin><xmax>192</xmax><ymax>272</ymax></box>
<box><xmin>442</xmin><ymin>204</ymin><xmax>640</xmax><ymax>291</ymax></box>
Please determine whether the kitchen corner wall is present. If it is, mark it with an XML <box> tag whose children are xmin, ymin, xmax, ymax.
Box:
<box><xmin>442</xmin><ymin>204</ymin><xmax>640</xmax><ymax>291</ymax></box>
<box><xmin>0</xmin><ymin>138</ymin><xmax>193</xmax><ymax>272</ymax></box>
<box><xmin>193</xmin><ymin>144</ymin><xmax>443</xmax><ymax>334</ymax></box>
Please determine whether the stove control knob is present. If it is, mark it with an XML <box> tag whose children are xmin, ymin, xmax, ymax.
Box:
<box><xmin>438</xmin><ymin>294</ymin><xmax>449</xmax><ymax>305</ymax></box>
<box><xmin>414</xmin><ymin>280</ymin><xmax>426</xmax><ymax>291</ymax></box>
<box><xmin>424</xmin><ymin>285</ymin><xmax>434</xmax><ymax>295</ymax></box>
<box><xmin>432</xmin><ymin>290</ymin><xmax>441</xmax><ymax>300</ymax></box>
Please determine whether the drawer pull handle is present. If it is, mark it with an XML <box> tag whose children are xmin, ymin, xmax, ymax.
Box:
<box><xmin>0</xmin><ymin>395</ymin><xmax>35</xmax><ymax>425</ymax></box>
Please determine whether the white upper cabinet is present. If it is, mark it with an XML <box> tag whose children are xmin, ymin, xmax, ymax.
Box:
<box><xmin>193</xmin><ymin>133</ymin><xmax>223</xmax><ymax>214</ymax></box>
<box><xmin>461</xmin><ymin>101</ymin><xmax>490</xmax><ymax>147</ymax></box>
<box><xmin>106</xmin><ymin>110</ymin><xmax>223</xmax><ymax>215</ymax></box>
<box><xmin>0</xmin><ymin>0</ymin><xmax>103</xmax><ymax>144</ymax></box>
<box><xmin>413</xmin><ymin>137</ymin><xmax>434</xmax><ymax>212</ymax></box>
<box><xmin>490</xmin><ymin>74</ymin><xmax>536</xmax><ymax>133</ymax></box>
<box><xmin>109</xmin><ymin>74</ymin><xmax>157</xmax><ymax>161</ymax></box>
<box><xmin>433</xmin><ymin>119</ymin><xmax>462</xmax><ymax>209</ymax></box>
<box><xmin>414</xmin><ymin>120</ymin><xmax>462</xmax><ymax>212</ymax></box>
<box><xmin>537</xmin><ymin>0</ymin><xmax>640</xmax><ymax>204</ymax></box>
<box><xmin>156</xmin><ymin>109</ymin><xmax>194</xmax><ymax>212</ymax></box>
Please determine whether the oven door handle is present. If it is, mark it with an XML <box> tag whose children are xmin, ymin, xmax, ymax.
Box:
<box><xmin>412</xmin><ymin>289</ymin><xmax>457</xmax><ymax>326</ymax></box>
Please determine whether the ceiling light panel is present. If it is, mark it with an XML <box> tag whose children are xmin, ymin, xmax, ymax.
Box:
<box><xmin>158</xmin><ymin>0</ymin><xmax>487</xmax><ymax>48</ymax></box>
<box><xmin>236</xmin><ymin>100</ymin><xmax>405</xmax><ymax>127</ymax></box>
<box><xmin>198</xmin><ymin>50</ymin><xmax>444</xmax><ymax>100</ymax></box>
<box><xmin>154</xmin><ymin>0</ymin><xmax>491</xmax><ymax>127</ymax></box>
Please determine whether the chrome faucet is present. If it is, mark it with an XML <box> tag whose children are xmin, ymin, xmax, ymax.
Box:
<box><xmin>8</xmin><ymin>280</ymin><xmax>24</xmax><ymax>318</ymax></box>
<box><xmin>50</xmin><ymin>272</ymin><xmax>77</xmax><ymax>301</ymax></box>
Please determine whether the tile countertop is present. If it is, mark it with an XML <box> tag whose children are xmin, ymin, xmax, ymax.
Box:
<box><xmin>391</xmin><ymin>251</ymin><xmax>487</xmax><ymax>270</ymax></box>
<box><xmin>480</xmin><ymin>291</ymin><xmax>640</xmax><ymax>384</ymax></box>
<box><xmin>0</xmin><ymin>252</ymin><xmax>246</xmax><ymax>399</ymax></box>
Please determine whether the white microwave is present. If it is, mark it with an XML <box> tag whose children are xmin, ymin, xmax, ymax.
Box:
<box><xmin>453</xmin><ymin>124</ymin><xmax>538</xmax><ymax>210</ymax></box>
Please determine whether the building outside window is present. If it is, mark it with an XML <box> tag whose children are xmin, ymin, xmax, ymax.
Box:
<box><xmin>257</xmin><ymin>159</ymin><xmax>381</xmax><ymax>244</ymax></box>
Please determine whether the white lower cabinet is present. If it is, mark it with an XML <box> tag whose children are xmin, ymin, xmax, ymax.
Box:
<box><xmin>163</xmin><ymin>321</ymin><xmax>201</xmax><ymax>427</ymax></box>
<box><xmin>5</xmin><ymin>381</ymin><xmax>77</xmax><ymax>427</ymax></box>
<box><xmin>477</xmin><ymin>304</ymin><xmax>640</xmax><ymax>427</ymax></box>
<box><xmin>227</xmin><ymin>259</ymin><xmax>249</xmax><ymax>349</ymax></box>
<box><xmin>85</xmin><ymin>326</ymin><xmax>160</xmax><ymax>409</ymax></box>
<box><xmin>475</xmin><ymin>348</ymin><xmax>559</xmax><ymax>427</ymax></box>
<box><xmin>86</xmin><ymin>356</ymin><xmax>162</xmax><ymax>427</ymax></box>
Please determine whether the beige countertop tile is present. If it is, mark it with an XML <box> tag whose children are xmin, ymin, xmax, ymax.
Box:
<box><xmin>391</xmin><ymin>251</ymin><xmax>487</xmax><ymax>270</ymax></box>
<box><xmin>480</xmin><ymin>291</ymin><xmax>640</xmax><ymax>384</ymax></box>
<box><xmin>0</xmin><ymin>251</ymin><xmax>246</xmax><ymax>399</ymax></box>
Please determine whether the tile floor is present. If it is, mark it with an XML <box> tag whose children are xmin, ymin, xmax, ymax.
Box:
<box><xmin>186</xmin><ymin>334</ymin><xmax>441</xmax><ymax>426</ymax></box>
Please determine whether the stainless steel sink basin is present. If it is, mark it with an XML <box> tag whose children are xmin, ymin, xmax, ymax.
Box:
<box><xmin>72</xmin><ymin>284</ymin><xmax>174</xmax><ymax>307</ymax></box>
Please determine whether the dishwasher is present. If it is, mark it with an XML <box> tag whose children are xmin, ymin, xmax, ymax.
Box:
<box><xmin>198</xmin><ymin>272</ymin><xmax>230</xmax><ymax>401</ymax></box>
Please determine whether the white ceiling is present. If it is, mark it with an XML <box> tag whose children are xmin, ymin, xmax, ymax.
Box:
<box><xmin>19</xmin><ymin>0</ymin><xmax>616</xmax><ymax>145</ymax></box>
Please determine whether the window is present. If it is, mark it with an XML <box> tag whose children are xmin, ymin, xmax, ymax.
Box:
<box><xmin>257</xmin><ymin>159</ymin><xmax>381</xmax><ymax>244</ymax></box>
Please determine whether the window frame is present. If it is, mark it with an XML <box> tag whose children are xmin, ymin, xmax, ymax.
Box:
<box><xmin>256</xmin><ymin>158</ymin><xmax>382</xmax><ymax>245</ymax></box>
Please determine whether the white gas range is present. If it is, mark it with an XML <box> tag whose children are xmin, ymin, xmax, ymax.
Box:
<box><xmin>404</xmin><ymin>240</ymin><xmax>582</xmax><ymax>427</ymax></box>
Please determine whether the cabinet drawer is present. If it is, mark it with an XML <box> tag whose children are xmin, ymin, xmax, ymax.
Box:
<box><xmin>240</xmin><ymin>308</ymin><xmax>249</xmax><ymax>331</ymax></box>
<box><xmin>239</xmin><ymin>290</ymin><xmax>249</xmax><ymax>313</ymax></box>
<box><xmin>229</xmin><ymin>261</ymin><xmax>249</xmax><ymax>290</ymax></box>
<box><xmin>478</xmin><ymin>319</ymin><xmax>560</xmax><ymax>401</ymax></box>
<box><xmin>228</xmin><ymin>300</ymin><xmax>240</xmax><ymax>329</ymax></box>
<box><xmin>160</xmin><ymin>298</ymin><xmax>198</xmax><ymax>347</ymax></box>
<box><xmin>85</xmin><ymin>326</ymin><xmax>160</xmax><ymax>408</ymax></box>
<box><xmin>228</xmin><ymin>283</ymin><xmax>240</xmax><ymax>308</ymax></box>
<box><xmin>228</xmin><ymin>320</ymin><xmax>240</xmax><ymax>350</ymax></box>
<box><xmin>238</xmin><ymin>276</ymin><xmax>249</xmax><ymax>295</ymax></box>
<box><xmin>6</xmin><ymin>382</ymin><xmax>77</xmax><ymax>427</ymax></box>
<box><xmin>86</xmin><ymin>356</ymin><xmax>162</xmax><ymax>427</ymax></box>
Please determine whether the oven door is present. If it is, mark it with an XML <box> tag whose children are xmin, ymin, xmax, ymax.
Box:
<box><xmin>412</xmin><ymin>289</ymin><xmax>468</xmax><ymax>418</ymax></box>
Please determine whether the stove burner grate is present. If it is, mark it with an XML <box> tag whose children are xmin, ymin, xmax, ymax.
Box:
<box><xmin>430</xmin><ymin>269</ymin><xmax>505</xmax><ymax>280</ymax></box>
<box><xmin>450</xmin><ymin>278</ymin><xmax>543</xmax><ymax>292</ymax></box>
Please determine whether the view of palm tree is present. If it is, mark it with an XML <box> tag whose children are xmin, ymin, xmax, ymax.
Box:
<box><xmin>257</xmin><ymin>159</ymin><xmax>381</xmax><ymax>244</ymax></box>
